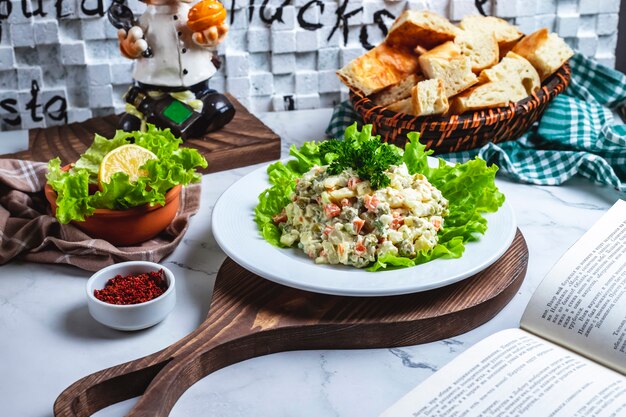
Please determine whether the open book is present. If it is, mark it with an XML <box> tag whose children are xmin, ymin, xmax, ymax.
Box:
<box><xmin>380</xmin><ymin>199</ymin><xmax>626</xmax><ymax>417</ymax></box>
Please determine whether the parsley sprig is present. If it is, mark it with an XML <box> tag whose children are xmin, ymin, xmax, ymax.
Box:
<box><xmin>319</xmin><ymin>126</ymin><xmax>402</xmax><ymax>189</ymax></box>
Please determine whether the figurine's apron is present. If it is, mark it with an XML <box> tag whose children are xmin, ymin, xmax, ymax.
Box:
<box><xmin>133</xmin><ymin>3</ymin><xmax>217</xmax><ymax>87</ymax></box>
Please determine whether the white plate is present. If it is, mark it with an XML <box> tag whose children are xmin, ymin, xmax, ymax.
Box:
<box><xmin>212</xmin><ymin>159</ymin><xmax>517</xmax><ymax>297</ymax></box>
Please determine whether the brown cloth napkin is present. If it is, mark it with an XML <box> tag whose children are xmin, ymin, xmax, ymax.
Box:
<box><xmin>0</xmin><ymin>159</ymin><xmax>201</xmax><ymax>271</ymax></box>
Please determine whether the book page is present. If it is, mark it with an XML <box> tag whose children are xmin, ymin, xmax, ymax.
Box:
<box><xmin>521</xmin><ymin>199</ymin><xmax>626</xmax><ymax>375</ymax></box>
<box><xmin>378</xmin><ymin>328</ymin><xmax>626</xmax><ymax>417</ymax></box>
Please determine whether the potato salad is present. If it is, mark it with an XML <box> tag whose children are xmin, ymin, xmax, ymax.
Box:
<box><xmin>274</xmin><ymin>163</ymin><xmax>449</xmax><ymax>268</ymax></box>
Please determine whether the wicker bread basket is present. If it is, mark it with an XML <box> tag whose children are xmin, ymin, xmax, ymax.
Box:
<box><xmin>350</xmin><ymin>62</ymin><xmax>571</xmax><ymax>154</ymax></box>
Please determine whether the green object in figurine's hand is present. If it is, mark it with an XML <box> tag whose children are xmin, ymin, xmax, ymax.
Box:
<box><xmin>46</xmin><ymin>124</ymin><xmax>208</xmax><ymax>224</ymax></box>
<box><xmin>163</xmin><ymin>100</ymin><xmax>195</xmax><ymax>125</ymax></box>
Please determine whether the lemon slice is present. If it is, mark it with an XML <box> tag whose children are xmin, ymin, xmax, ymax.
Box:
<box><xmin>98</xmin><ymin>144</ymin><xmax>157</xmax><ymax>185</ymax></box>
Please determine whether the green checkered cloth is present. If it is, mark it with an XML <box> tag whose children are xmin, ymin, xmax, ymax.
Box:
<box><xmin>326</xmin><ymin>53</ymin><xmax>626</xmax><ymax>192</ymax></box>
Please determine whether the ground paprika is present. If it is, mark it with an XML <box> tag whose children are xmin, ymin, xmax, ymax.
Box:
<box><xmin>94</xmin><ymin>269</ymin><xmax>168</xmax><ymax>305</ymax></box>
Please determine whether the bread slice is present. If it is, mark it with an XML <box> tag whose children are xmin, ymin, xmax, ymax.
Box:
<box><xmin>418</xmin><ymin>42</ymin><xmax>478</xmax><ymax>97</ymax></box>
<box><xmin>512</xmin><ymin>28</ymin><xmax>574</xmax><ymax>80</ymax></box>
<box><xmin>336</xmin><ymin>43</ymin><xmax>421</xmax><ymax>96</ymax></box>
<box><xmin>478</xmin><ymin>51</ymin><xmax>540</xmax><ymax>96</ymax></box>
<box><xmin>414</xmin><ymin>45</ymin><xmax>429</xmax><ymax>56</ymax></box>
<box><xmin>385</xmin><ymin>97</ymin><xmax>415</xmax><ymax>115</ymax></box>
<box><xmin>412</xmin><ymin>79</ymin><xmax>449</xmax><ymax>116</ymax></box>
<box><xmin>386</xmin><ymin>10</ymin><xmax>460</xmax><ymax>50</ymax></box>
<box><xmin>454</xmin><ymin>30</ymin><xmax>499</xmax><ymax>73</ymax></box>
<box><xmin>449</xmin><ymin>81</ymin><xmax>527</xmax><ymax>114</ymax></box>
<box><xmin>460</xmin><ymin>15</ymin><xmax>523</xmax><ymax>57</ymax></box>
<box><xmin>370</xmin><ymin>74</ymin><xmax>424</xmax><ymax>107</ymax></box>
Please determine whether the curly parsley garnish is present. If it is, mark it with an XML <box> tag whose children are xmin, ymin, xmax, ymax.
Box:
<box><xmin>319</xmin><ymin>126</ymin><xmax>402</xmax><ymax>189</ymax></box>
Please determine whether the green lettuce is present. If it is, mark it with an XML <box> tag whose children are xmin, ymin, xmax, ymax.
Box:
<box><xmin>46</xmin><ymin>124</ymin><xmax>207</xmax><ymax>223</ymax></box>
<box><xmin>254</xmin><ymin>123</ymin><xmax>505</xmax><ymax>272</ymax></box>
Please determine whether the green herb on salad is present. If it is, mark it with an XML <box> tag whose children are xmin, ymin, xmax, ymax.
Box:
<box><xmin>46</xmin><ymin>124</ymin><xmax>207</xmax><ymax>224</ymax></box>
<box><xmin>319</xmin><ymin>125</ymin><xmax>402</xmax><ymax>189</ymax></box>
<box><xmin>254</xmin><ymin>123</ymin><xmax>504</xmax><ymax>271</ymax></box>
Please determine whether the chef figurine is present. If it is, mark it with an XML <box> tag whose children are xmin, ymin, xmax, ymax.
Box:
<box><xmin>111</xmin><ymin>0</ymin><xmax>235</xmax><ymax>139</ymax></box>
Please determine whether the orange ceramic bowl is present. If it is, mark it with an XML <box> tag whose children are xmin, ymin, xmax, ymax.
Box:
<box><xmin>44</xmin><ymin>166</ymin><xmax>181</xmax><ymax>246</ymax></box>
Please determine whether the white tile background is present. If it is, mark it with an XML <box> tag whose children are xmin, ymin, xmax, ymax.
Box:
<box><xmin>0</xmin><ymin>0</ymin><xmax>621</xmax><ymax>131</ymax></box>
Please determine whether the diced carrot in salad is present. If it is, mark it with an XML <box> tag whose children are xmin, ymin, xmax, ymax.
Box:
<box><xmin>364</xmin><ymin>194</ymin><xmax>379</xmax><ymax>212</ymax></box>
<box><xmin>347</xmin><ymin>177</ymin><xmax>361</xmax><ymax>190</ymax></box>
<box><xmin>390</xmin><ymin>217</ymin><xmax>404</xmax><ymax>230</ymax></box>
<box><xmin>323</xmin><ymin>203</ymin><xmax>341</xmax><ymax>218</ymax></box>
<box><xmin>340</xmin><ymin>198</ymin><xmax>351</xmax><ymax>207</ymax></box>
<box><xmin>355</xmin><ymin>240</ymin><xmax>366</xmax><ymax>254</ymax></box>
<box><xmin>353</xmin><ymin>218</ymin><xmax>365</xmax><ymax>234</ymax></box>
<box><xmin>272</xmin><ymin>211</ymin><xmax>287</xmax><ymax>224</ymax></box>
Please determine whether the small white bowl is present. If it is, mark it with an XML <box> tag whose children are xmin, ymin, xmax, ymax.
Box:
<box><xmin>86</xmin><ymin>261</ymin><xmax>176</xmax><ymax>331</ymax></box>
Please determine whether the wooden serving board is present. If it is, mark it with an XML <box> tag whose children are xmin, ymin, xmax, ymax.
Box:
<box><xmin>54</xmin><ymin>230</ymin><xmax>528</xmax><ymax>417</ymax></box>
<box><xmin>0</xmin><ymin>95</ymin><xmax>280</xmax><ymax>174</ymax></box>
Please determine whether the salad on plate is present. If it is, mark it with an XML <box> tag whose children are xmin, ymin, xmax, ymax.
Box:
<box><xmin>255</xmin><ymin>124</ymin><xmax>505</xmax><ymax>271</ymax></box>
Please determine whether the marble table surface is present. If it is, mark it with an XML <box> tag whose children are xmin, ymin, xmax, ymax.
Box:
<box><xmin>0</xmin><ymin>109</ymin><xmax>623</xmax><ymax>417</ymax></box>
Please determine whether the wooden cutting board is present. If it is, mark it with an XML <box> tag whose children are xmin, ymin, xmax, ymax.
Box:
<box><xmin>54</xmin><ymin>229</ymin><xmax>528</xmax><ymax>417</ymax></box>
<box><xmin>0</xmin><ymin>95</ymin><xmax>280</xmax><ymax>174</ymax></box>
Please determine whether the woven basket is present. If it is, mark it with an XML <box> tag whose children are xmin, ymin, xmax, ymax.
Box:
<box><xmin>350</xmin><ymin>62</ymin><xmax>571</xmax><ymax>154</ymax></box>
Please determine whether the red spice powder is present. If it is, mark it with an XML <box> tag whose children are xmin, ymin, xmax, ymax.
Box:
<box><xmin>94</xmin><ymin>269</ymin><xmax>168</xmax><ymax>305</ymax></box>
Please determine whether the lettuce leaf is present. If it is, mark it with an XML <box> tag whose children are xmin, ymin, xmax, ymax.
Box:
<box><xmin>254</xmin><ymin>123</ymin><xmax>505</xmax><ymax>271</ymax></box>
<box><xmin>287</xmin><ymin>141</ymin><xmax>322</xmax><ymax>173</ymax></box>
<box><xmin>254</xmin><ymin>162</ymin><xmax>300</xmax><ymax>247</ymax></box>
<box><xmin>403</xmin><ymin>131</ymin><xmax>433</xmax><ymax>177</ymax></box>
<box><xmin>47</xmin><ymin>157</ymin><xmax>95</xmax><ymax>223</ymax></box>
<box><xmin>46</xmin><ymin>125</ymin><xmax>207</xmax><ymax>224</ymax></box>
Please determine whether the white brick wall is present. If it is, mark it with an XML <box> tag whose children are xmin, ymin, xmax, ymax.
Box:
<box><xmin>0</xmin><ymin>0</ymin><xmax>622</xmax><ymax>131</ymax></box>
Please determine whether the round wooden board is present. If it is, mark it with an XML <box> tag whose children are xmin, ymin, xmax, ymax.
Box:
<box><xmin>54</xmin><ymin>229</ymin><xmax>528</xmax><ymax>417</ymax></box>
<box><xmin>211</xmin><ymin>228</ymin><xmax>529</xmax><ymax>347</ymax></box>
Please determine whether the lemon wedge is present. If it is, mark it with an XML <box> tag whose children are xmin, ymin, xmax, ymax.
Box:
<box><xmin>98</xmin><ymin>144</ymin><xmax>157</xmax><ymax>185</ymax></box>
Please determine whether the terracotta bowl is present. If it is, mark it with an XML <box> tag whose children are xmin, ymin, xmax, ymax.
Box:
<box><xmin>44</xmin><ymin>165</ymin><xmax>182</xmax><ymax>246</ymax></box>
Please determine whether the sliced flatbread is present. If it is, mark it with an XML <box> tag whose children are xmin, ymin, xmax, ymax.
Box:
<box><xmin>454</xmin><ymin>30</ymin><xmax>499</xmax><ymax>73</ymax></box>
<box><xmin>478</xmin><ymin>51</ymin><xmax>540</xmax><ymax>96</ymax></box>
<box><xmin>385</xmin><ymin>97</ymin><xmax>415</xmax><ymax>115</ymax></box>
<box><xmin>412</xmin><ymin>78</ymin><xmax>449</xmax><ymax>116</ymax></box>
<box><xmin>449</xmin><ymin>80</ymin><xmax>527</xmax><ymax>114</ymax></box>
<box><xmin>418</xmin><ymin>42</ymin><xmax>478</xmax><ymax>97</ymax></box>
<box><xmin>370</xmin><ymin>74</ymin><xmax>424</xmax><ymax>107</ymax></box>
<box><xmin>386</xmin><ymin>10</ymin><xmax>460</xmax><ymax>50</ymax></box>
<box><xmin>337</xmin><ymin>43</ymin><xmax>421</xmax><ymax>96</ymax></box>
<box><xmin>512</xmin><ymin>28</ymin><xmax>574</xmax><ymax>80</ymax></box>
<box><xmin>460</xmin><ymin>15</ymin><xmax>523</xmax><ymax>58</ymax></box>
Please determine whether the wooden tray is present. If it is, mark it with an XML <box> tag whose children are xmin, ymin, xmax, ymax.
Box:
<box><xmin>0</xmin><ymin>95</ymin><xmax>280</xmax><ymax>174</ymax></box>
<box><xmin>54</xmin><ymin>229</ymin><xmax>528</xmax><ymax>416</ymax></box>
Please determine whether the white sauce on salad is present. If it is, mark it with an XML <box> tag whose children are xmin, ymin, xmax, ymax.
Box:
<box><xmin>274</xmin><ymin>163</ymin><xmax>449</xmax><ymax>268</ymax></box>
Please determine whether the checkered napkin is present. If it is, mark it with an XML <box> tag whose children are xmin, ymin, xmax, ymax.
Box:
<box><xmin>327</xmin><ymin>53</ymin><xmax>626</xmax><ymax>192</ymax></box>
<box><xmin>0</xmin><ymin>159</ymin><xmax>201</xmax><ymax>271</ymax></box>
